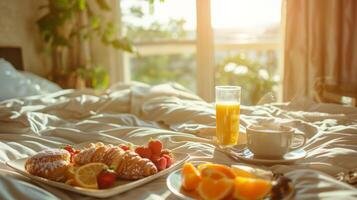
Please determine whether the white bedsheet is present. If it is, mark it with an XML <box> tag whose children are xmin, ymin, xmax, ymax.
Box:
<box><xmin>0</xmin><ymin>82</ymin><xmax>356</xmax><ymax>200</ymax></box>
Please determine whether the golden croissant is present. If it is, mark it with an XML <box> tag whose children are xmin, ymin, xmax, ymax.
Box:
<box><xmin>73</xmin><ymin>143</ymin><xmax>158</xmax><ymax>180</ymax></box>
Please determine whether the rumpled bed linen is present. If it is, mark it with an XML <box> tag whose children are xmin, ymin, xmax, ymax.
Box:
<box><xmin>0</xmin><ymin>82</ymin><xmax>356</xmax><ymax>200</ymax></box>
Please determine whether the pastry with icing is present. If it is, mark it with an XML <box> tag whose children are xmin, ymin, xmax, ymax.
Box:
<box><xmin>25</xmin><ymin>149</ymin><xmax>71</xmax><ymax>182</ymax></box>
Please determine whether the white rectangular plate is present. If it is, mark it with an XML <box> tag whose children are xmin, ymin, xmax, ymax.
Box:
<box><xmin>6</xmin><ymin>147</ymin><xmax>189</xmax><ymax>198</ymax></box>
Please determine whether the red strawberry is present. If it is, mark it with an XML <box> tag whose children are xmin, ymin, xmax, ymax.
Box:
<box><xmin>150</xmin><ymin>154</ymin><xmax>160</xmax><ymax>162</ymax></box>
<box><xmin>135</xmin><ymin>146</ymin><xmax>152</xmax><ymax>159</ymax></box>
<box><xmin>162</xmin><ymin>154</ymin><xmax>173</xmax><ymax>168</ymax></box>
<box><xmin>69</xmin><ymin>150</ymin><xmax>80</xmax><ymax>162</ymax></box>
<box><xmin>160</xmin><ymin>149</ymin><xmax>172</xmax><ymax>157</ymax></box>
<box><xmin>97</xmin><ymin>169</ymin><xmax>117</xmax><ymax>189</ymax></box>
<box><xmin>63</xmin><ymin>145</ymin><xmax>79</xmax><ymax>162</ymax></box>
<box><xmin>119</xmin><ymin>144</ymin><xmax>130</xmax><ymax>151</ymax></box>
<box><xmin>148</xmin><ymin>139</ymin><xmax>163</xmax><ymax>155</ymax></box>
<box><xmin>63</xmin><ymin>145</ymin><xmax>74</xmax><ymax>153</ymax></box>
<box><xmin>154</xmin><ymin>157</ymin><xmax>167</xmax><ymax>171</ymax></box>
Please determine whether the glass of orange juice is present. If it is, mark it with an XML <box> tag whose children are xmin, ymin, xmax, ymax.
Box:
<box><xmin>215</xmin><ymin>86</ymin><xmax>241</xmax><ymax>147</ymax></box>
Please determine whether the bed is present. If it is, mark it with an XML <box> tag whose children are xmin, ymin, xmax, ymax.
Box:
<box><xmin>0</xmin><ymin>81</ymin><xmax>356</xmax><ymax>199</ymax></box>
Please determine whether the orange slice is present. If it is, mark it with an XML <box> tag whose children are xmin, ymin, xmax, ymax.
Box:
<box><xmin>231</xmin><ymin>166</ymin><xmax>257</xmax><ymax>178</ymax></box>
<box><xmin>197</xmin><ymin>163</ymin><xmax>211</xmax><ymax>170</ymax></box>
<box><xmin>198</xmin><ymin>177</ymin><xmax>234</xmax><ymax>200</ymax></box>
<box><xmin>74</xmin><ymin>162</ymin><xmax>108</xmax><ymax>189</ymax></box>
<box><xmin>182</xmin><ymin>163</ymin><xmax>201</xmax><ymax>191</ymax></box>
<box><xmin>200</xmin><ymin>168</ymin><xmax>228</xmax><ymax>180</ymax></box>
<box><xmin>233</xmin><ymin>176</ymin><xmax>272</xmax><ymax>200</ymax></box>
<box><xmin>198</xmin><ymin>163</ymin><xmax>236</xmax><ymax>179</ymax></box>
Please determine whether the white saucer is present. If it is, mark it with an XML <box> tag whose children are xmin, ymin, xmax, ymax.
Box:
<box><xmin>236</xmin><ymin>149</ymin><xmax>307</xmax><ymax>164</ymax></box>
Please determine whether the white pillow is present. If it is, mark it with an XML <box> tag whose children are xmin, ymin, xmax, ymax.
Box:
<box><xmin>0</xmin><ymin>58</ymin><xmax>61</xmax><ymax>101</ymax></box>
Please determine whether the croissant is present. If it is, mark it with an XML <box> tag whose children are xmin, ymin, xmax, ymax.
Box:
<box><xmin>74</xmin><ymin>143</ymin><xmax>158</xmax><ymax>180</ymax></box>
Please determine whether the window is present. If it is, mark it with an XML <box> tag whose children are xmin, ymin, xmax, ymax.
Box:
<box><xmin>121</xmin><ymin>0</ymin><xmax>197</xmax><ymax>91</ymax></box>
<box><xmin>119</xmin><ymin>0</ymin><xmax>282</xmax><ymax>104</ymax></box>
<box><xmin>212</xmin><ymin>0</ymin><xmax>282</xmax><ymax>105</ymax></box>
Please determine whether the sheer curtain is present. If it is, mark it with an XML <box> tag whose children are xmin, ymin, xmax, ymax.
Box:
<box><xmin>57</xmin><ymin>0</ymin><xmax>123</xmax><ymax>87</ymax></box>
<box><xmin>282</xmin><ymin>0</ymin><xmax>357</xmax><ymax>101</ymax></box>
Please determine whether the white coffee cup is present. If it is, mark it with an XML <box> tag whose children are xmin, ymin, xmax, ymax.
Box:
<box><xmin>246</xmin><ymin>124</ymin><xmax>307</xmax><ymax>158</ymax></box>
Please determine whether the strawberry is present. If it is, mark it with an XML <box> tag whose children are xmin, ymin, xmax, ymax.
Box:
<box><xmin>162</xmin><ymin>154</ymin><xmax>173</xmax><ymax>168</ymax></box>
<box><xmin>70</xmin><ymin>150</ymin><xmax>81</xmax><ymax>161</ymax></box>
<box><xmin>160</xmin><ymin>149</ymin><xmax>172</xmax><ymax>157</ymax></box>
<box><xmin>150</xmin><ymin>154</ymin><xmax>160</xmax><ymax>162</ymax></box>
<box><xmin>148</xmin><ymin>139</ymin><xmax>163</xmax><ymax>155</ymax></box>
<box><xmin>154</xmin><ymin>157</ymin><xmax>167</xmax><ymax>171</ymax></box>
<box><xmin>63</xmin><ymin>145</ymin><xmax>79</xmax><ymax>162</ymax></box>
<box><xmin>97</xmin><ymin>169</ymin><xmax>117</xmax><ymax>189</ymax></box>
<box><xmin>63</xmin><ymin>145</ymin><xmax>74</xmax><ymax>153</ymax></box>
<box><xmin>119</xmin><ymin>144</ymin><xmax>130</xmax><ymax>151</ymax></box>
<box><xmin>135</xmin><ymin>146</ymin><xmax>152</xmax><ymax>159</ymax></box>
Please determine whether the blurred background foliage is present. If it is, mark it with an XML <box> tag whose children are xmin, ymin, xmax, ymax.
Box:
<box><xmin>131</xmin><ymin>54</ymin><xmax>195</xmax><ymax>88</ymax></box>
<box><xmin>215</xmin><ymin>54</ymin><xmax>278</xmax><ymax>105</ymax></box>
<box><xmin>122</xmin><ymin>0</ymin><xmax>196</xmax><ymax>91</ymax></box>
<box><xmin>126</xmin><ymin>19</ymin><xmax>187</xmax><ymax>41</ymax></box>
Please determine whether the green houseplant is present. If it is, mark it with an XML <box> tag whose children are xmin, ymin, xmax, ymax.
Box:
<box><xmin>37</xmin><ymin>0</ymin><xmax>134</xmax><ymax>89</ymax></box>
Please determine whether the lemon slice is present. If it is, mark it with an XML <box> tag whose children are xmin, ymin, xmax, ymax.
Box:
<box><xmin>65</xmin><ymin>179</ymin><xmax>75</xmax><ymax>186</ymax></box>
<box><xmin>74</xmin><ymin>163</ymin><xmax>108</xmax><ymax>189</ymax></box>
<box><xmin>66</xmin><ymin>165</ymin><xmax>77</xmax><ymax>180</ymax></box>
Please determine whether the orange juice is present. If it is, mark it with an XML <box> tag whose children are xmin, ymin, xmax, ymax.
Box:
<box><xmin>216</xmin><ymin>103</ymin><xmax>240</xmax><ymax>146</ymax></box>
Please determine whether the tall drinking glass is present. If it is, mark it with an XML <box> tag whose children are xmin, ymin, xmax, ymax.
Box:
<box><xmin>215</xmin><ymin>86</ymin><xmax>241</xmax><ymax>146</ymax></box>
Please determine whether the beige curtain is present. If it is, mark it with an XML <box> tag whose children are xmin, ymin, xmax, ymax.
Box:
<box><xmin>58</xmin><ymin>0</ymin><xmax>123</xmax><ymax>86</ymax></box>
<box><xmin>283</xmin><ymin>0</ymin><xmax>357</xmax><ymax>101</ymax></box>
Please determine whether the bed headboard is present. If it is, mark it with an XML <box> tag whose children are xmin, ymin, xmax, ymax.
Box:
<box><xmin>0</xmin><ymin>47</ymin><xmax>24</xmax><ymax>70</ymax></box>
